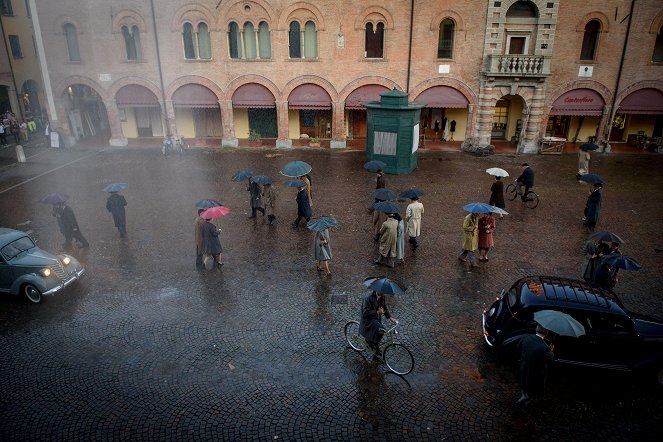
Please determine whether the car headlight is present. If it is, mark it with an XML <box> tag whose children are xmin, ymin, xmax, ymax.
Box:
<box><xmin>62</xmin><ymin>256</ymin><xmax>71</xmax><ymax>265</ymax></box>
<box><xmin>41</xmin><ymin>268</ymin><xmax>51</xmax><ymax>277</ymax></box>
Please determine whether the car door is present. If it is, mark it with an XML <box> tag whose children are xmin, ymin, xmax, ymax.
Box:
<box><xmin>0</xmin><ymin>255</ymin><xmax>14</xmax><ymax>292</ymax></box>
<box><xmin>581</xmin><ymin>313</ymin><xmax>638</xmax><ymax>370</ymax></box>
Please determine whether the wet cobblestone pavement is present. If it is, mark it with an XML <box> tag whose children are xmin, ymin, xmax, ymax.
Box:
<box><xmin>0</xmin><ymin>145</ymin><xmax>662</xmax><ymax>441</ymax></box>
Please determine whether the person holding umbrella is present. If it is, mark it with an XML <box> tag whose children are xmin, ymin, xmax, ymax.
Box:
<box><xmin>54</xmin><ymin>201</ymin><xmax>89</xmax><ymax>250</ymax></box>
<box><xmin>263</xmin><ymin>182</ymin><xmax>277</xmax><ymax>225</ymax></box>
<box><xmin>578</xmin><ymin>147</ymin><xmax>591</xmax><ymax>177</ymax></box>
<box><xmin>459</xmin><ymin>212</ymin><xmax>479</xmax><ymax>268</ymax></box>
<box><xmin>374</xmin><ymin>213</ymin><xmax>398</xmax><ymax>268</ymax></box>
<box><xmin>477</xmin><ymin>213</ymin><xmax>496</xmax><ymax>261</ymax></box>
<box><xmin>583</xmin><ymin>182</ymin><xmax>603</xmax><ymax>229</ymax></box>
<box><xmin>104</xmin><ymin>184</ymin><xmax>128</xmax><ymax>238</ymax></box>
<box><xmin>516</xmin><ymin>324</ymin><xmax>555</xmax><ymax>405</ymax></box>
<box><xmin>405</xmin><ymin>196</ymin><xmax>424</xmax><ymax>251</ymax></box>
<box><xmin>308</xmin><ymin>216</ymin><xmax>335</xmax><ymax>276</ymax></box>
<box><xmin>359</xmin><ymin>278</ymin><xmax>399</xmax><ymax>359</ymax></box>
<box><xmin>292</xmin><ymin>184</ymin><xmax>312</xmax><ymax>228</ymax></box>
<box><xmin>372</xmin><ymin>200</ymin><xmax>388</xmax><ymax>241</ymax></box>
<box><xmin>201</xmin><ymin>217</ymin><xmax>223</xmax><ymax>270</ymax></box>
<box><xmin>247</xmin><ymin>177</ymin><xmax>265</xmax><ymax>218</ymax></box>
<box><xmin>194</xmin><ymin>209</ymin><xmax>206</xmax><ymax>268</ymax></box>
<box><xmin>486</xmin><ymin>168</ymin><xmax>507</xmax><ymax>219</ymax></box>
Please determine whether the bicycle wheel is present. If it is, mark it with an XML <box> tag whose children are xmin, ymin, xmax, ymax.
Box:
<box><xmin>524</xmin><ymin>191</ymin><xmax>539</xmax><ymax>209</ymax></box>
<box><xmin>505</xmin><ymin>183</ymin><xmax>517</xmax><ymax>201</ymax></box>
<box><xmin>383</xmin><ymin>343</ymin><xmax>414</xmax><ymax>375</ymax></box>
<box><xmin>344</xmin><ymin>321</ymin><xmax>366</xmax><ymax>352</ymax></box>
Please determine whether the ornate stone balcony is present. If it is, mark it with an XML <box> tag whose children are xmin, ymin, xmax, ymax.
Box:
<box><xmin>483</xmin><ymin>54</ymin><xmax>551</xmax><ymax>79</ymax></box>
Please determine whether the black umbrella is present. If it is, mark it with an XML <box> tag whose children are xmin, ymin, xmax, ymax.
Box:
<box><xmin>364</xmin><ymin>160</ymin><xmax>386</xmax><ymax>172</ymax></box>
<box><xmin>589</xmin><ymin>231</ymin><xmax>624</xmax><ymax>244</ymax></box>
<box><xmin>372</xmin><ymin>201</ymin><xmax>400</xmax><ymax>214</ymax></box>
<box><xmin>40</xmin><ymin>193</ymin><xmax>69</xmax><ymax>204</ymax></box>
<box><xmin>362</xmin><ymin>276</ymin><xmax>405</xmax><ymax>295</ymax></box>
<box><xmin>534</xmin><ymin>310</ymin><xmax>585</xmax><ymax>337</ymax></box>
<box><xmin>231</xmin><ymin>170</ymin><xmax>254</xmax><ymax>182</ymax></box>
<box><xmin>580</xmin><ymin>143</ymin><xmax>600</xmax><ymax>151</ymax></box>
<box><xmin>372</xmin><ymin>188</ymin><xmax>396</xmax><ymax>201</ymax></box>
<box><xmin>601</xmin><ymin>253</ymin><xmax>641</xmax><ymax>271</ymax></box>
<box><xmin>578</xmin><ymin>174</ymin><xmax>605</xmax><ymax>184</ymax></box>
<box><xmin>399</xmin><ymin>188</ymin><xmax>425</xmax><ymax>199</ymax></box>
<box><xmin>306</xmin><ymin>216</ymin><xmax>337</xmax><ymax>231</ymax></box>
<box><xmin>251</xmin><ymin>175</ymin><xmax>273</xmax><ymax>185</ymax></box>
<box><xmin>195</xmin><ymin>199</ymin><xmax>223</xmax><ymax>209</ymax></box>
<box><xmin>284</xmin><ymin>179</ymin><xmax>306</xmax><ymax>188</ymax></box>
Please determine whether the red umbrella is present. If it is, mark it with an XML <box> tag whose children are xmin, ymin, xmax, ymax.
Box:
<box><xmin>200</xmin><ymin>206</ymin><xmax>230</xmax><ymax>219</ymax></box>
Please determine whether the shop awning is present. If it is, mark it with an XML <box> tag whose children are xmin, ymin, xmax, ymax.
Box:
<box><xmin>115</xmin><ymin>85</ymin><xmax>159</xmax><ymax>107</ymax></box>
<box><xmin>617</xmin><ymin>88</ymin><xmax>663</xmax><ymax>115</ymax></box>
<box><xmin>550</xmin><ymin>88</ymin><xmax>604</xmax><ymax>116</ymax></box>
<box><xmin>172</xmin><ymin>84</ymin><xmax>219</xmax><ymax>108</ymax></box>
<box><xmin>288</xmin><ymin>84</ymin><xmax>331</xmax><ymax>109</ymax></box>
<box><xmin>232</xmin><ymin>83</ymin><xmax>276</xmax><ymax>108</ymax></box>
<box><xmin>345</xmin><ymin>85</ymin><xmax>390</xmax><ymax>110</ymax></box>
<box><xmin>415</xmin><ymin>86</ymin><xmax>469</xmax><ymax>109</ymax></box>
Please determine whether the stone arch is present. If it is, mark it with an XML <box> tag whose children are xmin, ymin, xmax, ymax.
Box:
<box><xmin>225</xmin><ymin>75</ymin><xmax>281</xmax><ymax>102</ymax></box>
<box><xmin>354</xmin><ymin>6</ymin><xmax>394</xmax><ymax>30</ymax></box>
<box><xmin>282</xmin><ymin>76</ymin><xmax>338</xmax><ymax>103</ymax></box>
<box><xmin>576</xmin><ymin>12</ymin><xmax>610</xmax><ymax>33</ymax></box>
<box><xmin>545</xmin><ymin>80</ymin><xmax>612</xmax><ymax>110</ymax></box>
<box><xmin>165</xmin><ymin>76</ymin><xmax>224</xmax><ymax>102</ymax></box>
<box><xmin>649</xmin><ymin>10</ymin><xmax>663</xmax><ymax>34</ymax></box>
<box><xmin>217</xmin><ymin>0</ymin><xmax>277</xmax><ymax>32</ymax></box>
<box><xmin>278</xmin><ymin>2</ymin><xmax>326</xmax><ymax>31</ymax></box>
<box><xmin>107</xmin><ymin>77</ymin><xmax>163</xmax><ymax>103</ymax></box>
<box><xmin>614</xmin><ymin>80</ymin><xmax>663</xmax><ymax>107</ymax></box>
<box><xmin>429</xmin><ymin>10</ymin><xmax>465</xmax><ymax>32</ymax></box>
<box><xmin>111</xmin><ymin>9</ymin><xmax>148</xmax><ymax>34</ymax></box>
<box><xmin>56</xmin><ymin>76</ymin><xmax>109</xmax><ymax>102</ymax></box>
<box><xmin>53</xmin><ymin>15</ymin><xmax>85</xmax><ymax>36</ymax></box>
<box><xmin>409</xmin><ymin>77</ymin><xmax>478</xmax><ymax>107</ymax></box>
<box><xmin>171</xmin><ymin>4</ymin><xmax>218</xmax><ymax>32</ymax></box>
<box><xmin>338</xmin><ymin>76</ymin><xmax>401</xmax><ymax>102</ymax></box>
<box><xmin>494</xmin><ymin>0</ymin><xmax>548</xmax><ymax>18</ymax></box>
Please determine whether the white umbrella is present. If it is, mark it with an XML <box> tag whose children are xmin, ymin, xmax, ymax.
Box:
<box><xmin>490</xmin><ymin>206</ymin><xmax>509</xmax><ymax>215</ymax></box>
<box><xmin>486</xmin><ymin>167</ymin><xmax>509</xmax><ymax>177</ymax></box>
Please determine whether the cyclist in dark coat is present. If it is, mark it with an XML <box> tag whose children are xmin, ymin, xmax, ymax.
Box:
<box><xmin>515</xmin><ymin>163</ymin><xmax>534</xmax><ymax>202</ymax></box>
<box><xmin>359</xmin><ymin>291</ymin><xmax>397</xmax><ymax>357</ymax></box>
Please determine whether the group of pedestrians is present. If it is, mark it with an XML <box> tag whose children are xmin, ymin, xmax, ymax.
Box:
<box><xmin>582</xmin><ymin>238</ymin><xmax>622</xmax><ymax>290</ymax></box>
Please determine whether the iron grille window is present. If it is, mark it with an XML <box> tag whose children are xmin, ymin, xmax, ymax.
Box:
<box><xmin>437</xmin><ymin>19</ymin><xmax>454</xmax><ymax>59</ymax></box>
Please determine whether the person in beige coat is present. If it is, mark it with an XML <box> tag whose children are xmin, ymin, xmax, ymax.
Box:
<box><xmin>459</xmin><ymin>213</ymin><xmax>479</xmax><ymax>268</ymax></box>
<box><xmin>374</xmin><ymin>214</ymin><xmax>398</xmax><ymax>268</ymax></box>
<box><xmin>578</xmin><ymin>149</ymin><xmax>590</xmax><ymax>176</ymax></box>
<box><xmin>263</xmin><ymin>183</ymin><xmax>276</xmax><ymax>225</ymax></box>
<box><xmin>406</xmin><ymin>197</ymin><xmax>424</xmax><ymax>250</ymax></box>
<box><xmin>372</xmin><ymin>205</ymin><xmax>388</xmax><ymax>241</ymax></box>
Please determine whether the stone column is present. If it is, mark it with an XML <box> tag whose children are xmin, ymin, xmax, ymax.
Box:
<box><xmin>220</xmin><ymin>99</ymin><xmax>238</xmax><ymax>148</ymax></box>
<box><xmin>519</xmin><ymin>84</ymin><xmax>546</xmax><ymax>153</ymax></box>
<box><xmin>106</xmin><ymin>99</ymin><xmax>128</xmax><ymax>147</ymax></box>
<box><xmin>330</xmin><ymin>101</ymin><xmax>346</xmax><ymax>149</ymax></box>
<box><xmin>275</xmin><ymin>100</ymin><xmax>292</xmax><ymax>149</ymax></box>
<box><xmin>476</xmin><ymin>82</ymin><xmax>495</xmax><ymax>147</ymax></box>
<box><xmin>163</xmin><ymin>100</ymin><xmax>177</xmax><ymax>137</ymax></box>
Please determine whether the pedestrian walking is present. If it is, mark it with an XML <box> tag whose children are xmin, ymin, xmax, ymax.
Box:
<box><xmin>578</xmin><ymin>148</ymin><xmax>590</xmax><ymax>176</ymax></box>
<box><xmin>263</xmin><ymin>183</ymin><xmax>277</xmax><ymax>225</ymax></box>
<box><xmin>372</xmin><ymin>203</ymin><xmax>388</xmax><ymax>241</ymax></box>
<box><xmin>581</xmin><ymin>238</ymin><xmax>602</xmax><ymax>282</ymax></box>
<box><xmin>583</xmin><ymin>182</ymin><xmax>602</xmax><ymax>229</ymax></box>
<box><xmin>247</xmin><ymin>178</ymin><xmax>265</xmax><ymax>218</ymax></box>
<box><xmin>53</xmin><ymin>201</ymin><xmax>89</xmax><ymax>250</ymax></box>
<box><xmin>292</xmin><ymin>185</ymin><xmax>312</xmax><ymax>228</ymax></box>
<box><xmin>459</xmin><ymin>213</ymin><xmax>479</xmax><ymax>268</ymax></box>
<box><xmin>394</xmin><ymin>213</ymin><xmax>405</xmax><ymax>265</ymax></box>
<box><xmin>0</xmin><ymin>122</ymin><xmax>7</xmax><ymax>146</ymax></box>
<box><xmin>19</xmin><ymin>120</ymin><xmax>28</xmax><ymax>142</ymax></box>
<box><xmin>194</xmin><ymin>209</ymin><xmax>205</xmax><ymax>268</ymax></box>
<box><xmin>300</xmin><ymin>174</ymin><xmax>313</xmax><ymax>207</ymax></box>
<box><xmin>376</xmin><ymin>169</ymin><xmax>386</xmax><ymax>189</ymax></box>
<box><xmin>488</xmin><ymin>177</ymin><xmax>505</xmax><ymax>219</ymax></box>
<box><xmin>313</xmin><ymin>228</ymin><xmax>332</xmax><ymax>275</ymax></box>
<box><xmin>593</xmin><ymin>261</ymin><xmax>616</xmax><ymax>291</ymax></box>
<box><xmin>516</xmin><ymin>325</ymin><xmax>555</xmax><ymax>405</ymax></box>
<box><xmin>201</xmin><ymin>217</ymin><xmax>223</xmax><ymax>270</ymax></box>
<box><xmin>405</xmin><ymin>196</ymin><xmax>424</xmax><ymax>250</ymax></box>
<box><xmin>374</xmin><ymin>213</ymin><xmax>398</xmax><ymax>268</ymax></box>
<box><xmin>477</xmin><ymin>213</ymin><xmax>496</xmax><ymax>261</ymax></box>
<box><xmin>10</xmin><ymin>121</ymin><xmax>19</xmax><ymax>143</ymax></box>
<box><xmin>105</xmin><ymin>191</ymin><xmax>127</xmax><ymax>238</ymax></box>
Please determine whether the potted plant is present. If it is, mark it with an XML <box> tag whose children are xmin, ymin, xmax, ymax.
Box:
<box><xmin>248</xmin><ymin>128</ymin><xmax>261</xmax><ymax>147</ymax></box>
<box><xmin>309</xmin><ymin>137</ymin><xmax>321</xmax><ymax>147</ymax></box>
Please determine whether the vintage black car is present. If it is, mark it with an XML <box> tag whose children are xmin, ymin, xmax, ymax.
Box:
<box><xmin>482</xmin><ymin>276</ymin><xmax>663</xmax><ymax>387</ymax></box>
<box><xmin>0</xmin><ymin>228</ymin><xmax>84</xmax><ymax>303</ymax></box>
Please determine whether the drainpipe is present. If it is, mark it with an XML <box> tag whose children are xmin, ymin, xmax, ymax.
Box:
<box><xmin>605</xmin><ymin>0</ymin><xmax>635</xmax><ymax>146</ymax></box>
<box><xmin>405</xmin><ymin>0</ymin><xmax>414</xmax><ymax>93</ymax></box>
<box><xmin>149</xmin><ymin>0</ymin><xmax>169</xmax><ymax>135</ymax></box>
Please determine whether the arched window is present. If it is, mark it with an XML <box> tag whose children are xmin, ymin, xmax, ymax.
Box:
<box><xmin>437</xmin><ymin>19</ymin><xmax>454</xmax><ymax>59</ymax></box>
<box><xmin>63</xmin><ymin>23</ymin><xmax>80</xmax><ymax>62</ymax></box>
<box><xmin>653</xmin><ymin>26</ymin><xmax>663</xmax><ymax>62</ymax></box>
<box><xmin>243</xmin><ymin>22</ymin><xmax>257</xmax><ymax>59</ymax></box>
<box><xmin>289</xmin><ymin>21</ymin><xmax>301</xmax><ymax>58</ymax></box>
<box><xmin>304</xmin><ymin>21</ymin><xmax>317</xmax><ymax>59</ymax></box>
<box><xmin>197</xmin><ymin>22</ymin><xmax>211</xmax><ymax>59</ymax></box>
<box><xmin>580</xmin><ymin>20</ymin><xmax>600</xmax><ymax>61</ymax></box>
<box><xmin>182</xmin><ymin>22</ymin><xmax>196</xmax><ymax>59</ymax></box>
<box><xmin>365</xmin><ymin>22</ymin><xmax>384</xmax><ymax>58</ymax></box>
<box><xmin>258</xmin><ymin>21</ymin><xmax>271</xmax><ymax>59</ymax></box>
<box><xmin>122</xmin><ymin>25</ymin><xmax>141</xmax><ymax>61</ymax></box>
<box><xmin>506</xmin><ymin>1</ymin><xmax>537</xmax><ymax>18</ymax></box>
<box><xmin>228</xmin><ymin>21</ymin><xmax>241</xmax><ymax>59</ymax></box>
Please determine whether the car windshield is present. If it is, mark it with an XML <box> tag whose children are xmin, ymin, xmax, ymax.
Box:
<box><xmin>506</xmin><ymin>287</ymin><xmax>518</xmax><ymax>308</ymax></box>
<box><xmin>1</xmin><ymin>236</ymin><xmax>37</xmax><ymax>260</ymax></box>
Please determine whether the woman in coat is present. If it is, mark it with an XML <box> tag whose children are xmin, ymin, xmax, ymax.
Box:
<box><xmin>292</xmin><ymin>186</ymin><xmax>312</xmax><ymax>227</ymax></box>
<box><xmin>488</xmin><ymin>177</ymin><xmax>505</xmax><ymax>219</ymax></box>
<box><xmin>247</xmin><ymin>178</ymin><xmax>264</xmax><ymax>218</ymax></box>
<box><xmin>477</xmin><ymin>213</ymin><xmax>496</xmax><ymax>261</ymax></box>
<box><xmin>262</xmin><ymin>183</ymin><xmax>276</xmax><ymax>225</ymax></box>
<box><xmin>394</xmin><ymin>213</ymin><xmax>405</xmax><ymax>265</ymax></box>
<box><xmin>201</xmin><ymin>218</ymin><xmax>223</xmax><ymax>269</ymax></box>
<box><xmin>578</xmin><ymin>149</ymin><xmax>590</xmax><ymax>176</ymax></box>
<box><xmin>313</xmin><ymin>228</ymin><xmax>332</xmax><ymax>275</ymax></box>
<box><xmin>459</xmin><ymin>213</ymin><xmax>479</xmax><ymax>267</ymax></box>
<box><xmin>583</xmin><ymin>183</ymin><xmax>602</xmax><ymax>229</ymax></box>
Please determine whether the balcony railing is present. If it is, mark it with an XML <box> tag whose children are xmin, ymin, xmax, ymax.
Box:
<box><xmin>483</xmin><ymin>54</ymin><xmax>551</xmax><ymax>78</ymax></box>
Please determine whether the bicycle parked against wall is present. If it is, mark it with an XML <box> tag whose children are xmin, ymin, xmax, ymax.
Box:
<box><xmin>344</xmin><ymin>320</ymin><xmax>414</xmax><ymax>375</ymax></box>
<box><xmin>505</xmin><ymin>182</ymin><xmax>539</xmax><ymax>209</ymax></box>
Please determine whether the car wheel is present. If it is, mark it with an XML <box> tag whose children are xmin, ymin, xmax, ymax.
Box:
<box><xmin>22</xmin><ymin>283</ymin><xmax>42</xmax><ymax>304</ymax></box>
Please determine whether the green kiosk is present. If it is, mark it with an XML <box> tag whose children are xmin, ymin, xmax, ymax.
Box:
<box><xmin>364</xmin><ymin>88</ymin><xmax>424</xmax><ymax>174</ymax></box>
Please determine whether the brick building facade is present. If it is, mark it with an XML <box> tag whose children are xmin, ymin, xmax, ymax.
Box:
<box><xmin>29</xmin><ymin>0</ymin><xmax>663</xmax><ymax>152</ymax></box>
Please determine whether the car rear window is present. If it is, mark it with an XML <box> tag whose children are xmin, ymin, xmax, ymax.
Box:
<box><xmin>1</xmin><ymin>236</ymin><xmax>36</xmax><ymax>260</ymax></box>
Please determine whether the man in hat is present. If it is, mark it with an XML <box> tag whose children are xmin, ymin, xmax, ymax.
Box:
<box><xmin>583</xmin><ymin>182</ymin><xmax>603</xmax><ymax>229</ymax></box>
<box><xmin>515</xmin><ymin>163</ymin><xmax>535</xmax><ymax>202</ymax></box>
<box><xmin>359</xmin><ymin>289</ymin><xmax>398</xmax><ymax>359</ymax></box>
<box><xmin>405</xmin><ymin>196</ymin><xmax>424</xmax><ymax>251</ymax></box>
<box><xmin>54</xmin><ymin>201</ymin><xmax>89</xmax><ymax>250</ymax></box>
<box><xmin>374</xmin><ymin>213</ymin><xmax>398</xmax><ymax>268</ymax></box>
<box><xmin>106</xmin><ymin>191</ymin><xmax>127</xmax><ymax>238</ymax></box>
<box><xmin>292</xmin><ymin>185</ymin><xmax>312</xmax><ymax>228</ymax></box>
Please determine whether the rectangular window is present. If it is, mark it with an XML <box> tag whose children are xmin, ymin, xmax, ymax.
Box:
<box><xmin>1</xmin><ymin>0</ymin><xmax>13</xmax><ymax>16</ymax></box>
<box><xmin>8</xmin><ymin>35</ymin><xmax>22</xmax><ymax>58</ymax></box>
<box><xmin>373</xmin><ymin>131</ymin><xmax>397</xmax><ymax>156</ymax></box>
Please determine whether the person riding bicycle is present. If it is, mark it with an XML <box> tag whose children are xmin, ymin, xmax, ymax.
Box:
<box><xmin>359</xmin><ymin>290</ymin><xmax>398</xmax><ymax>359</ymax></box>
<box><xmin>515</xmin><ymin>163</ymin><xmax>535</xmax><ymax>202</ymax></box>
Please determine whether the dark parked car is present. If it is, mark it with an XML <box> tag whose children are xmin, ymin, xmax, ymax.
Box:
<box><xmin>482</xmin><ymin>276</ymin><xmax>663</xmax><ymax>387</ymax></box>
<box><xmin>0</xmin><ymin>228</ymin><xmax>84</xmax><ymax>303</ymax></box>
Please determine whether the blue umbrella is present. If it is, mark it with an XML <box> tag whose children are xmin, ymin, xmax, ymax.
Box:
<box><xmin>251</xmin><ymin>175</ymin><xmax>273</xmax><ymax>185</ymax></box>
<box><xmin>103</xmin><ymin>182</ymin><xmax>128</xmax><ymax>193</ymax></box>
<box><xmin>601</xmin><ymin>253</ymin><xmax>641</xmax><ymax>271</ymax></box>
<box><xmin>589</xmin><ymin>231</ymin><xmax>624</xmax><ymax>244</ymax></box>
<box><xmin>372</xmin><ymin>188</ymin><xmax>396</xmax><ymax>201</ymax></box>
<box><xmin>463</xmin><ymin>202</ymin><xmax>494</xmax><ymax>213</ymax></box>
<box><xmin>362</xmin><ymin>276</ymin><xmax>405</xmax><ymax>295</ymax></box>
<box><xmin>281</xmin><ymin>161</ymin><xmax>312</xmax><ymax>177</ymax></box>
<box><xmin>399</xmin><ymin>188</ymin><xmax>425</xmax><ymax>199</ymax></box>
<box><xmin>578</xmin><ymin>174</ymin><xmax>605</xmax><ymax>184</ymax></box>
<box><xmin>232</xmin><ymin>170</ymin><xmax>254</xmax><ymax>182</ymax></box>
<box><xmin>364</xmin><ymin>160</ymin><xmax>386</xmax><ymax>172</ymax></box>
<box><xmin>373</xmin><ymin>201</ymin><xmax>401</xmax><ymax>214</ymax></box>
<box><xmin>40</xmin><ymin>193</ymin><xmax>69</xmax><ymax>204</ymax></box>
<box><xmin>195</xmin><ymin>199</ymin><xmax>223</xmax><ymax>209</ymax></box>
<box><xmin>285</xmin><ymin>179</ymin><xmax>306</xmax><ymax>188</ymax></box>
<box><xmin>534</xmin><ymin>310</ymin><xmax>585</xmax><ymax>337</ymax></box>
<box><xmin>306</xmin><ymin>216</ymin><xmax>337</xmax><ymax>231</ymax></box>
<box><xmin>580</xmin><ymin>143</ymin><xmax>600</xmax><ymax>151</ymax></box>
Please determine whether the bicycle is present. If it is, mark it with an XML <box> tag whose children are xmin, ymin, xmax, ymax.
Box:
<box><xmin>162</xmin><ymin>136</ymin><xmax>187</xmax><ymax>157</ymax></box>
<box><xmin>505</xmin><ymin>182</ymin><xmax>539</xmax><ymax>209</ymax></box>
<box><xmin>344</xmin><ymin>320</ymin><xmax>414</xmax><ymax>375</ymax></box>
